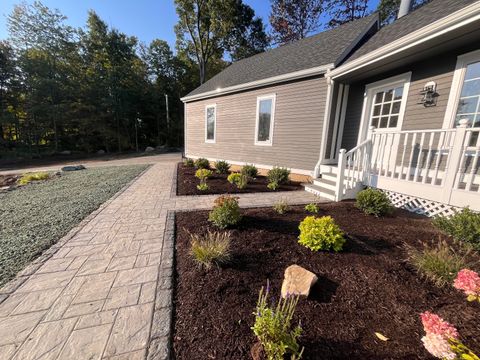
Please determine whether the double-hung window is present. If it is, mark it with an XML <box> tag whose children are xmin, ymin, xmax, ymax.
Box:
<box><xmin>205</xmin><ymin>104</ymin><xmax>216</xmax><ymax>143</ymax></box>
<box><xmin>255</xmin><ymin>94</ymin><xmax>276</xmax><ymax>146</ymax></box>
<box><xmin>453</xmin><ymin>59</ymin><xmax>480</xmax><ymax>128</ymax></box>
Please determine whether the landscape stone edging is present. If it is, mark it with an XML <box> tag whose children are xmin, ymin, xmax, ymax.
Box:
<box><xmin>0</xmin><ymin>164</ymin><xmax>152</xmax><ymax>303</ymax></box>
<box><xmin>169</xmin><ymin>163</ymin><xmax>178</xmax><ymax>199</ymax></box>
<box><xmin>147</xmin><ymin>210</ymin><xmax>175</xmax><ymax>360</ymax></box>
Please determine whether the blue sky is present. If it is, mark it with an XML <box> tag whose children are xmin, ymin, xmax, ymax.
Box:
<box><xmin>0</xmin><ymin>0</ymin><xmax>379</xmax><ymax>50</ymax></box>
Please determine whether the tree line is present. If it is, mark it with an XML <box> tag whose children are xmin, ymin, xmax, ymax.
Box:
<box><xmin>0</xmin><ymin>0</ymin><xmax>427</xmax><ymax>159</ymax></box>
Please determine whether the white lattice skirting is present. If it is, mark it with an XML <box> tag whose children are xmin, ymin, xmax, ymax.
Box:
<box><xmin>380</xmin><ymin>190</ymin><xmax>459</xmax><ymax>217</ymax></box>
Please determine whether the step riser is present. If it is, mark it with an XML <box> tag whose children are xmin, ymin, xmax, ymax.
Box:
<box><xmin>304</xmin><ymin>186</ymin><xmax>336</xmax><ymax>201</ymax></box>
<box><xmin>319</xmin><ymin>165</ymin><xmax>338</xmax><ymax>175</ymax></box>
<box><xmin>312</xmin><ymin>179</ymin><xmax>336</xmax><ymax>191</ymax></box>
<box><xmin>321</xmin><ymin>173</ymin><xmax>337</xmax><ymax>182</ymax></box>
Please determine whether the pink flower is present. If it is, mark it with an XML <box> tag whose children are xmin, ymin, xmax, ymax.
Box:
<box><xmin>421</xmin><ymin>333</ymin><xmax>456</xmax><ymax>360</ymax></box>
<box><xmin>420</xmin><ymin>312</ymin><xmax>458</xmax><ymax>339</ymax></box>
<box><xmin>454</xmin><ymin>269</ymin><xmax>480</xmax><ymax>297</ymax></box>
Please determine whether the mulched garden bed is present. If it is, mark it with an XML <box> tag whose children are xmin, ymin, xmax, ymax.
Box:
<box><xmin>176</xmin><ymin>163</ymin><xmax>303</xmax><ymax>196</ymax></box>
<box><xmin>173</xmin><ymin>202</ymin><xmax>480</xmax><ymax>359</ymax></box>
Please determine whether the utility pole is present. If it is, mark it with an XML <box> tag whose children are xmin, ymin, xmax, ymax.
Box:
<box><xmin>165</xmin><ymin>94</ymin><xmax>170</xmax><ymax>146</ymax></box>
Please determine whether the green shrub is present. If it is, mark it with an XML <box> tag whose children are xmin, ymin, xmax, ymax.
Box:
<box><xmin>18</xmin><ymin>172</ymin><xmax>50</xmax><ymax>185</ymax></box>
<box><xmin>208</xmin><ymin>195</ymin><xmax>242</xmax><ymax>229</ymax></box>
<box><xmin>267</xmin><ymin>181</ymin><xmax>279</xmax><ymax>190</ymax></box>
<box><xmin>227</xmin><ymin>172</ymin><xmax>248</xmax><ymax>189</ymax></box>
<box><xmin>304</xmin><ymin>203</ymin><xmax>319</xmax><ymax>214</ymax></box>
<box><xmin>273</xmin><ymin>199</ymin><xmax>289</xmax><ymax>214</ymax></box>
<box><xmin>215</xmin><ymin>160</ymin><xmax>231</xmax><ymax>174</ymax></box>
<box><xmin>194</xmin><ymin>157</ymin><xmax>210</xmax><ymax>169</ymax></box>
<box><xmin>355</xmin><ymin>188</ymin><xmax>393</xmax><ymax>217</ymax></box>
<box><xmin>298</xmin><ymin>216</ymin><xmax>345</xmax><ymax>252</ymax></box>
<box><xmin>267</xmin><ymin>167</ymin><xmax>290</xmax><ymax>185</ymax></box>
<box><xmin>183</xmin><ymin>158</ymin><xmax>194</xmax><ymax>167</ymax></box>
<box><xmin>241</xmin><ymin>164</ymin><xmax>258</xmax><ymax>178</ymax></box>
<box><xmin>190</xmin><ymin>230</ymin><xmax>231</xmax><ymax>270</ymax></box>
<box><xmin>405</xmin><ymin>240</ymin><xmax>469</xmax><ymax>287</ymax></box>
<box><xmin>195</xmin><ymin>168</ymin><xmax>212</xmax><ymax>191</ymax></box>
<box><xmin>251</xmin><ymin>282</ymin><xmax>304</xmax><ymax>360</ymax></box>
<box><xmin>432</xmin><ymin>208</ymin><xmax>480</xmax><ymax>250</ymax></box>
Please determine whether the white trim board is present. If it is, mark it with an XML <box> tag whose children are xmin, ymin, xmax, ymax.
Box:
<box><xmin>329</xmin><ymin>1</ymin><xmax>480</xmax><ymax>79</ymax></box>
<box><xmin>254</xmin><ymin>94</ymin><xmax>276</xmax><ymax>146</ymax></box>
<box><xmin>184</xmin><ymin>154</ymin><xmax>313</xmax><ymax>176</ymax></box>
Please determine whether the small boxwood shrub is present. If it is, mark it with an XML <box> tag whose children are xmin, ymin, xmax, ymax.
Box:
<box><xmin>194</xmin><ymin>157</ymin><xmax>210</xmax><ymax>169</ymax></box>
<box><xmin>18</xmin><ymin>172</ymin><xmax>50</xmax><ymax>185</ymax></box>
<box><xmin>356</xmin><ymin>188</ymin><xmax>393</xmax><ymax>217</ymax></box>
<box><xmin>183</xmin><ymin>158</ymin><xmax>194</xmax><ymax>167</ymax></box>
<box><xmin>298</xmin><ymin>216</ymin><xmax>345</xmax><ymax>252</ymax></box>
<box><xmin>267</xmin><ymin>167</ymin><xmax>290</xmax><ymax>185</ymax></box>
<box><xmin>241</xmin><ymin>164</ymin><xmax>258</xmax><ymax>178</ymax></box>
<box><xmin>432</xmin><ymin>208</ymin><xmax>480</xmax><ymax>250</ymax></box>
<box><xmin>227</xmin><ymin>172</ymin><xmax>248</xmax><ymax>189</ymax></box>
<box><xmin>190</xmin><ymin>230</ymin><xmax>231</xmax><ymax>270</ymax></box>
<box><xmin>215</xmin><ymin>160</ymin><xmax>230</xmax><ymax>174</ymax></box>
<box><xmin>208</xmin><ymin>195</ymin><xmax>242</xmax><ymax>229</ymax></box>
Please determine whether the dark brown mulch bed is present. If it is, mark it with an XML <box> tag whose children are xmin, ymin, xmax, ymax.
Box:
<box><xmin>176</xmin><ymin>163</ymin><xmax>303</xmax><ymax>196</ymax></box>
<box><xmin>173</xmin><ymin>202</ymin><xmax>480</xmax><ymax>360</ymax></box>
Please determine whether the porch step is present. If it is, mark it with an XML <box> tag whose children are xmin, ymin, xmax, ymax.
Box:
<box><xmin>303</xmin><ymin>183</ymin><xmax>336</xmax><ymax>201</ymax></box>
<box><xmin>319</xmin><ymin>164</ymin><xmax>339</xmax><ymax>175</ymax></box>
<box><xmin>313</xmin><ymin>177</ymin><xmax>336</xmax><ymax>191</ymax></box>
<box><xmin>320</xmin><ymin>172</ymin><xmax>337</xmax><ymax>183</ymax></box>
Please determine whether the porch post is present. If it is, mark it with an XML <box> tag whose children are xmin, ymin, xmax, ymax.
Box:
<box><xmin>335</xmin><ymin>149</ymin><xmax>346</xmax><ymax>201</ymax></box>
<box><xmin>441</xmin><ymin>119</ymin><xmax>468</xmax><ymax>204</ymax></box>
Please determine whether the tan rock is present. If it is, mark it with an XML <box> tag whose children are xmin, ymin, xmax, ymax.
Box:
<box><xmin>281</xmin><ymin>265</ymin><xmax>318</xmax><ymax>298</ymax></box>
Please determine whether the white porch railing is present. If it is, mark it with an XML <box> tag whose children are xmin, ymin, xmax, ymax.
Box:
<box><xmin>335</xmin><ymin>119</ymin><xmax>480</xmax><ymax>211</ymax></box>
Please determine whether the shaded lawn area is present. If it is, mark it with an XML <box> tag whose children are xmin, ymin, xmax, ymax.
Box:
<box><xmin>0</xmin><ymin>165</ymin><xmax>148</xmax><ymax>287</ymax></box>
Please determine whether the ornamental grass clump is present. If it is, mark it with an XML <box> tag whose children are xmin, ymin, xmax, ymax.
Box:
<box><xmin>432</xmin><ymin>208</ymin><xmax>480</xmax><ymax>250</ymax></box>
<box><xmin>241</xmin><ymin>164</ymin><xmax>258</xmax><ymax>178</ymax></box>
<box><xmin>215</xmin><ymin>160</ymin><xmax>230</xmax><ymax>174</ymax></box>
<box><xmin>355</xmin><ymin>188</ymin><xmax>393</xmax><ymax>217</ymax></box>
<box><xmin>195</xmin><ymin>168</ymin><xmax>213</xmax><ymax>191</ymax></box>
<box><xmin>189</xmin><ymin>230</ymin><xmax>231</xmax><ymax>270</ymax></box>
<box><xmin>194</xmin><ymin>157</ymin><xmax>210</xmax><ymax>169</ymax></box>
<box><xmin>227</xmin><ymin>172</ymin><xmax>248</xmax><ymax>189</ymax></box>
<box><xmin>298</xmin><ymin>216</ymin><xmax>345</xmax><ymax>252</ymax></box>
<box><xmin>267</xmin><ymin>167</ymin><xmax>290</xmax><ymax>191</ymax></box>
<box><xmin>183</xmin><ymin>158</ymin><xmax>194</xmax><ymax>167</ymax></box>
<box><xmin>420</xmin><ymin>312</ymin><xmax>479</xmax><ymax>360</ymax></box>
<box><xmin>208</xmin><ymin>195</ymin><xmax>242</xmax><ymax>229</ymax></box>
<box><xmin>252</xmin><ymin>282</ymin><xmax>304</xmax><ymax>360</ymax></box>
<box><xmin>405</xmin><ymin>240</ymin><xmax>468</xmax><ymax>287</ymax></box>
<box><xmin>273</xmin><ymin>199</ymin><xmax>289</xmax><ymax>215</ymax></box>
<box><xmin>18</xmin><ymin>172</ymin><xmax>50</xmax><ymax>185</ymax></box>
<box><xmin>453</xmin><ymin>269</ymin><xmax>480</xmax><ymax>303</ymax></box>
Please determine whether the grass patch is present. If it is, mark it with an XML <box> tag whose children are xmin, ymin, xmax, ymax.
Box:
<box><xmin>190</xmin><ymin>230</ymin><xmax>231</xmax><ymax>270</ymax></box>
<box><xmin>0</xmin><ymin>165</ymin><xmax>148</xmax><ymax>287</ymax></box>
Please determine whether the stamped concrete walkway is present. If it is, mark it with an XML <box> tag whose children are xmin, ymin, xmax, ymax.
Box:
<box><xmin>0</xmin><ymin>161</ymin><xmax>317</xmax><ymax>360</ymax></box>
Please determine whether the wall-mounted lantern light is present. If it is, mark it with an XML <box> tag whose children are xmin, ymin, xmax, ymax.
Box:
<box><xmin>418</xmin><ymin>81</ymin><xmax>438</xmax><ymax>107</ymax></box>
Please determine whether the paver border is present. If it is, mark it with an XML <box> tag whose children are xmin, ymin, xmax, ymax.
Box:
<box><xmin>0</xmin><ymin>164</ymin><xmax>152</xmax><ymax>304</ymax></box>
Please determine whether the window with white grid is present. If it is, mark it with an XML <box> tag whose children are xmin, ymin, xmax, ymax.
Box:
<box><xmin>370</xmin><ymin>85</ymin><xmax>404</xmax><ymax>129</ymax></box>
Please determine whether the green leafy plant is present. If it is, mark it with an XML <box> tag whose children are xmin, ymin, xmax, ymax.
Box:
<box><xmin>298</xmin><ymin>216</ymin><xmax>345</xmax><ymax>252</ymax></box>
<box><xmin>183</xmin><ymin>158</ymin><xmax>194</xmax><ymax>167</ymax></box>
<box><xmin>251</xmin><ymin>282</ymin><xmax>304</xmax><ymax>360</ymax></box>
<box><xmin>195</xmin><ymin>168</ymin><xmax>213</xmax><ymax>191</ymax></box>
<box><xmin>304</xmin><ymin>203</ymin><xmax>319</xmax><ymax>214</ymax></box>
<box><xmin>273</xmin><ymin>199</ymin><xmax>289</xmax><ymax>214</ymax></box>
<box><xmin>241</xmin><ymin>164</ymin><xmax>258</xmax><ymax>178</ymax></box>
<box><xmin>267</xmin><ymin>167</ymin><xmax>290</xmax><ymax>185</ymax></box>
<box><xmin>267</xmin><ymin>181</ymin><xmax>279</xmax><ymax>190</ymax></box>
<box><xmin>215</xmin><ymin>160</ymin><xmax>231</xmax><ymax>174</ymax></box>
<box><xmin>227</xmin><ymin>172</ymin><xmax>248</xmax><ymax>189</ymax></box>
<box><xmin>189</xmin><ymin>230</ymin><xmax>231</xmax><ymax>270</ymax></box>
<box><xmin>18</xmin><ymin>172</ymin><xmax>50</xmax><ymax>185</ymax></box>
<box><xmin>432</xmin><ymin>208</ymin><xmax>480</xmax><ymax>250</ymax></box>
<box><xmin>208</xmin><ymin>195</ymin><xmax>242</xmax><ymax>229</ymax></box>
<box><xmin>194</xmin><ymin>157</ymin><xmax>210</xmax><ymax>169</ymax></box>
<box><xmin>405</xmin><ymin>240</ymin><xmax>469</xmax><ymax>287</ymax></box>
<box><xmin>355</xmin><ymin>188</ymin><xmax>393</xmax><ymax>217</ymax></box>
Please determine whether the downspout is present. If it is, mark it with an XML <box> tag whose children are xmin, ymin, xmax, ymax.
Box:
<box><xmin>397</xmin><ymin>0</ymin><xmax>412</xmax><ymax>19</ymax></box>
<box><xmin>314</xmin><ymin>70</ymin><xmax>335</xmax><ymax>178</ymax></box>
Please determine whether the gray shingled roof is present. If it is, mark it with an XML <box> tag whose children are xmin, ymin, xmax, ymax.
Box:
<box><xmin>185</xmin><ymin>14</ymin><xmax>378</xmax><ymax>98</ymax></box>
<box><xmin>347</xmin><ymin>0</ymin><xmax>479</xmax><ymax>62</ymax></box>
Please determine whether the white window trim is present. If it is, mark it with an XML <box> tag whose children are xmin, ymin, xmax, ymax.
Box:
<box><xmin>204</xmin><ymin>104</ymin><xmax>216</xmax><ymax>143</ymax></box>
<box><xmin>357</xmin><ymin>72</ymin><xmax>411</xmax><ymax>144</ymax></box>
<box><xmin>442</xmin><ymin>49</ymin><xmax>480</xmax><ymax>129</ymax></box>
<box><xmin>254</xmin><ymin>94</ymin><xmax>276</xmax><ymax>146</ymax></box>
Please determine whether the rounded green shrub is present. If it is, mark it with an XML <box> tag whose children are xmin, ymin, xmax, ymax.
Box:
<box><xmin>355</xmin><ymin>188</ymin><xmax>393</xmax><ymax>217</ymax></box>
<box><xmin>215</xmin><ymin>160</ymin><xmax>230</xmax><ymax>174</ymax></box>
<box><xmin>227</xmin><ymin>172</ymin><xmax>248</xmax><ymax>189</ymax></box>
<box><xmin>195</xmin><ymin>168</ymin><xmax>212</xmax><ymax>180</ymax></box>
<box><xmin>267</xmin><ymin>167</ymin><xmax>290</xmax><ymax>185</ymax></box>
<box><xmin>432</xmin><ymin>208</ymin><xmax>480</xmax><ymax>250</ymax></box>
<box><xmin>208</xmin><ymin>195</ymin><xmax>242</xmax><ymax>229</ymax></box>
<box><xmin>305</xmin><ymin>203</ymin><xmax>319</xmax><ymax>214</ymax></box>
<box><xmin>241</xmin><ymin>164</ymin><xmax>258</xmax><ymax>178</ymax></box>
<box><xmin>194</xmin><ymin>158</ymin><xmax>210</xmax><ymax>169</ymax></box>
<box><xmin>298</xmin><ymin>216</ymin><xmax>345</xmax><ymax>252</ymax></box>
<box><xmin>183</xmin><ymin>158</ymin><xmax>194</xmax><ymax>167</ymax></box>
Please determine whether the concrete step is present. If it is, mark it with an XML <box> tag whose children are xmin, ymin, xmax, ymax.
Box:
<box><xmin>320</xmin><ymin>172</ymin><xmax>337</xmax><ymax>183</ymax></box>
<box><xmin>303</xmin><ymin>183</ymin><xmax>336</xmax><ymax>201</ymax></box>
<box><xmin>312</xmin><ymin>177</ymin><xmax>336</xmax><ymax>191</ymax></box>
<box><xmin>319</xmin><ymin>164</ymin><xmax>339</xmax><ymax>175</ymax></box>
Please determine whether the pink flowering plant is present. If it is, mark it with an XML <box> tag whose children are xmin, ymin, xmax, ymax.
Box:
<box><xmin>420</xmin><ymin>312</ymin><xmax>479</xmax><ymax>360</ymax></box>
<box><xmin>453</xmin><ymin>269</ymin><xmax>480</xmax><ymax>303</ymax></box>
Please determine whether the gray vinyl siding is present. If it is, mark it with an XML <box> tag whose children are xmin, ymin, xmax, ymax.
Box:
<box><xmin>185</xmin><ymin>76</ymin><xmax>327</xmax><ymax>172</ymax></box>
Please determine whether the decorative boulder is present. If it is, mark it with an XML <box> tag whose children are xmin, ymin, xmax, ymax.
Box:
<box><xmin>145</xmin><ymin>146</ymin><xmax>155</xmax><ymax>152</ymax></box>
<box><xmin>61</xmin><ymin>165</ymin><xmax>86</xmax><ymax>172</ymax></box>
<box><xmin>281</xmin><ymin>265</ymin><xmax>318</xmax><ymax>298</ymax></box>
